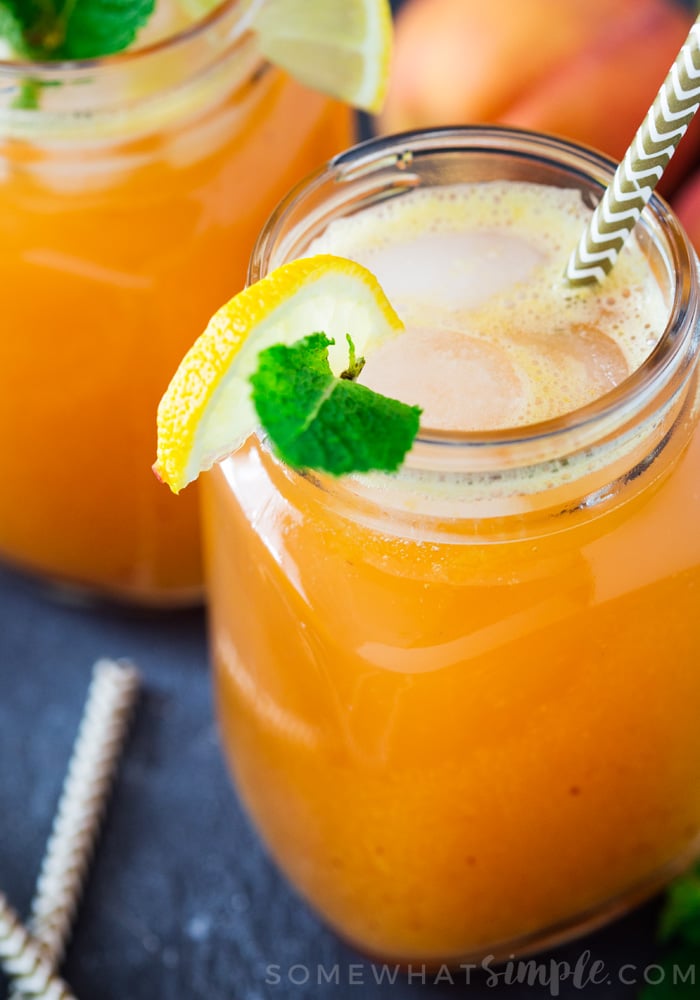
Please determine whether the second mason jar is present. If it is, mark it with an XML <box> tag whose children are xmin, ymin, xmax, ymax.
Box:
<box><xmin>0</xmin><ymin>0</ymin><xmax>352</xmax><ymax>604</ymax></box>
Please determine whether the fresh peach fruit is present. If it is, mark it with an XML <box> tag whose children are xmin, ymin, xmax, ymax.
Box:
<box><xmin>380</xmin><ymin>0</ymin><xmax>700</xmax><ymax>194</ymax></box>
<box><xmin>673</xmin><ymin>170</ymin><xmax>700</xmax><ymax>253</ymax></box>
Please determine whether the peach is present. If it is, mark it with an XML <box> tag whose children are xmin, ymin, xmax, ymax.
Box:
<box><xmin>381</xmin><ymin>0</ymin><xmax>700</xmax><ymax>194</ymax></box>
<box><xmin>673</xmin><ymin>169</ymin><xmax>700</xmax><ymax>253</ymax></box>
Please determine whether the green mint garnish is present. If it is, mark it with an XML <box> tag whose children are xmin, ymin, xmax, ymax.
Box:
<box><xmin>638</xmin><ymin>863</ymin><xmax>700</xmax><ymax>999</ymax></box>
<box><xmin>658</xmin><ymin>864</ymin><xmax>700</xmax><ymax>948</ymax></box>
<box><xmin>0</xmin><ymin>0</ymin><xmax>28</xmax><ymax>56</ymax></box>
<box><xmin>250</xmin><ymin>332</ymin><xmax>421</xmax><ymax>476</ymax></box>
<box><xmin>0</xmin><ymin>0</ymin><xmax>155</xmax><ymax>61</ymax></box>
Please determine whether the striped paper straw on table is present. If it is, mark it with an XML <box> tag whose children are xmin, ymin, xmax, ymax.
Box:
<box><xmin>8</xmin><ymin>659</ymin><xmax>140</xmax><ymax>1000</ymax></box>
<box><xmin>0</xmin><ymin>893</ymin><xmax>77</xmax><ymax>1000</ymax></box>
<box><xmin>567</xmin><ymin>16</ymin><xmax>700</xmax><ymax>286</ymax></box>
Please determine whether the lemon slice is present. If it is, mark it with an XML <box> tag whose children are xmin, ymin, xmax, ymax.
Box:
<box><xmin>252</xmin><ymin>0</ymin><xmax>392</xmax><ymax>112</ymax></box>
<box><xmin>177</xmin><ymin>0</ymin><xmax>392</xmax><ymax>113</ymax></box>
<box><xmin>155</xmin><ymin>254</ymin><xmax>404</xmax><ymax>493</ymax></box>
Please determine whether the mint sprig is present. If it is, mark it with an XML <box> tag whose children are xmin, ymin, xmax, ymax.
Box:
<box><xmin>0</xmin><ymin>0</ymin><xmax>155</xmax><ymax>61</ymax></box>
<box><xmin>250</xmin><ymin>333</ymin><xmax>421</xmax><ymax>476</ymax></box>
<box><xmin>639</xmin><ymin>863</ymin><xmax>700</xmax><ymax>999</ymax></box>
<box><xmin>658</xmin><ymin>865</ymin><xmax>700</xmax><ymax>948</ymax></box>
<box><xmin>0</xmin><ymin>0</ymin><xmax>28</xmax><ymax>56</ymax></box>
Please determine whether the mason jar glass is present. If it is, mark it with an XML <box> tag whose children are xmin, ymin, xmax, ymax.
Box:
<box><xmin>204</xmin><ymin>127</ymin><xmax>700</xmax><ymax>961</ymax></box>
<box><xmin>0</xmin><ymin>0</ymin><xmax>352</xmax><ymax>604</ymax></box>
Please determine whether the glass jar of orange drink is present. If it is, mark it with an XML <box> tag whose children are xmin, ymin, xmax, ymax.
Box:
<box><xmin>203</xmin><ymin>127</ymin><xmax>700</xmax><ymax>961</ymax></box>
<box><xmin>0</xmin><ymin>0</ymin><xmax>352</xmax><ymax>604</ymax></box>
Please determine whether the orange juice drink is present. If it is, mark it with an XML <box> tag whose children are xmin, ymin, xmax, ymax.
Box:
<box><xmin>0</xmin><ymin>0</ymin><xmax>352</xmax><ymax>604</ymax></box>
<box><xmin>204</xmin><ymin>129</ymin><xmax>700</xmax><ymax>960</ymax></box>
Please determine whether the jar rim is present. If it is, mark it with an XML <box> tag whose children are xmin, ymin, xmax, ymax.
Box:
<box><xmin>249</xmin><ymin>125</ymin><xmax>700</xmax><ymax>468</ymax></box>
<box><xmin>0</xmin><ymin>0</ymin><xmax>246</xmax><ymax>77</ymax></box>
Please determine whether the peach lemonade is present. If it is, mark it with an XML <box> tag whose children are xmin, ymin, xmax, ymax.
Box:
<box><xmin>157</xmin><ymin>128</ymin><xmax>700</xmax><ymax>960</ymax></box>
<box><xmin>0</xmin><ymin>0</ymin><xmax>354</xmax><ymax>603</ymax></box>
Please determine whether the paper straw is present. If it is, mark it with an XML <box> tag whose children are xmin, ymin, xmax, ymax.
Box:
<box><xmin>567</xmin><ymin>16</ymin><xmax>700</xmax><ymax>286</ymax></box>
<box><xmin>0</xmin><ymin>893</ymin><xmax>77</xmax><ymax>1000</ymax></box>
<box><xmin>9</xmin><ymin>659</ymin><xmax>140</xmax><ymax>1000</ymax></box>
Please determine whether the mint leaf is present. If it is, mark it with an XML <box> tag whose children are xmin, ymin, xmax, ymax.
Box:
<box><xmin>250</xmin><ymin>332</ymin><xmax>421</xmax><ymax>476</ymax></box>
<box><xmin>0</xmin><ymin>3</ymin><xmax>41</xmax><ymax>107</ymax></box>
<box><xmin>0</xmin><ymin>1</ymin><xmax>29</xmax><ymax>56</ymax></box>
<box><xmin>0</xmin><ymin>0</ymin><xmax>154</xmax><ymax>60</ymax></box>
<box><xmin>638</xmin><ymin>864</ymin><xmax>700</xmax><ymax>999</ymax></box>
<box><xmin>659</xmin><ymin>865</ymin><xmax>700</xmax><ymax>946</ymax></box>
<box><xmin>59</xmin><ymin>0</ymin><xmax>154</xmax><ymax>58</ymax></box>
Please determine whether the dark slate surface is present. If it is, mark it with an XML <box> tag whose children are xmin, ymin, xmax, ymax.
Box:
<box><xmin>0</xmin><ymin>562</ymin><xmax>679</xmax><ymax>999</ymax></box>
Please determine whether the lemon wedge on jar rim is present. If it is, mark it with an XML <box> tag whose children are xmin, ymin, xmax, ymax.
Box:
<box><xmin>154</xmin><ymin>255</ymin><xmax>404</xmax><ymax>494</ymax></box>
<box><xmin>176</xmin><ymin>0</ymin><xmax>393</xmax><ymax>113</ymax></box>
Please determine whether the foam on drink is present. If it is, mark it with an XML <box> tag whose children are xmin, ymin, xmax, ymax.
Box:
<box><xmin>309</xmin><ymin>182</ymin><xmax>669</xmax><ymax>432</ymax></box>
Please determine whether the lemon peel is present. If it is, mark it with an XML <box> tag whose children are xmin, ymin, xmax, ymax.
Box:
<box><xmin>252</xmin><ymin>0</ymin><xmax>392</xmax><ymax>113</ymax></box>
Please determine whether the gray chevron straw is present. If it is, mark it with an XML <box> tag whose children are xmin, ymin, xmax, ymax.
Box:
<box><xmin>567</xmin><ymin>15</ymin><xmax>700</xmax><ymax>286</ymax></box>
<box><xmin>8</xmin><ymin>659</ymin><xmax>139</xmax><ymax>1000</ymax></box>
